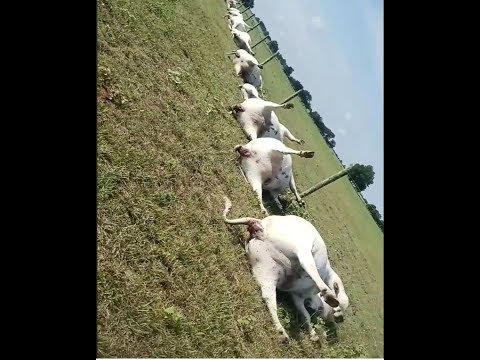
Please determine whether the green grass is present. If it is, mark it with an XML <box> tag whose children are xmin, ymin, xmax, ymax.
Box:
<box><xmin>97</xmin><ymin>0</ymin><xmax>384</xmax><ymax>357</ymax></box>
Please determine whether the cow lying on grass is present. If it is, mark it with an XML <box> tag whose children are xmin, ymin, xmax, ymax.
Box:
<box><xmin>222</xmin><ymin>197</ymin><xmax>349</xmax><ymax>342</ymax></box>
<box><xmin>238</xmin><ymin>84</ymin><xmax>304</xmax><ymax>145</ymax></box>
<box><xmin>229</xmin><ymin>98</ymin><xmax>294</xmax><ymax>141</ymax></box>
<box><xmin>234</xmin><ymin>138</ymin><xmax>312</xmax><ymax>213</ymax></box>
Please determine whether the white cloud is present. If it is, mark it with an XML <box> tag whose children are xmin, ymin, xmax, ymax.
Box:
<box><xmin>337</xmin><ymin>128</ymin><xmax>347</xmax><ymax>136</ymax></box>
<box><xmin>344</xmin><ymin>111</ymin><xmax>352</xmax><ymax>121</ymax></box>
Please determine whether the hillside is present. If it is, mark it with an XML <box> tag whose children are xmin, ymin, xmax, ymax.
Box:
<box><xmin>97</xmin><ymin>0</ymin><xmax>384</xmax><ymax>357</ymax></box>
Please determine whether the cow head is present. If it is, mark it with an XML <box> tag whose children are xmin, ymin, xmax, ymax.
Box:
<box><xmin>234</xmin><ymin>144</ymin><xmax>251</xmax><ymax>157</ymax></box>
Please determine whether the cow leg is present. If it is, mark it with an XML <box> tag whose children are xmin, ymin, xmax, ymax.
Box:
<box><xmin>305</xmin><ymin>295</ymin><xmax>339</xmax><ymax>341</ymax></box>
<box><xmin>234</xmin><ymin>62</ymin><xmax>242</xmax><ymax>76</ymax></box>
<box><xmin>262</xmin><ymin>101</ymin><xmax>293</xmax><ymax>111</ymax></box>
<box><xmin>289</xmin><ymin>174</ymin><xmax>305</xmax><ymax>206</ymax></box>
<box><xmin>291</xmin><ymin>293</ymin><xmax>319</xmax><ymax>341</ymax></box>
<box><xmin>292</xmin><ymin>294</ymin><xmax>316</xmax><ymax>339</ymax></box>
<box><xmin>268</xmin><ymin>190</ymin><xmax>284</xmax><ymax>211</ymax></box>
<box><xmin>279</xmin><ymin>147</ymin><xmax>315</xmax><ymax>158</ymax></box>
<box><xmin>281</xmin><ymin>125</ymin><xmax>304</xmax><ymax>145</ymax></box>
<box><xmin>296</xmin><ymin>250</ymin><xmax>339</xmax><ymax>308</ymax></box>
<box><xmin>245</xmin><ymin>41</ymin><xmax>254</xmax><ymax>55</ymax></box>
<box><xmin>258</xmin><ymin>81</ymin><xmax>264</xmax><ymax>96</ymax></box>
<box><xmin>242</xmin><ymin>123</ymin><xmax>258</xmax><ymax>141</ymax></box>
<box><xmin>251</xmin><ymin>267</ymin><xmax>289</xmax><ymax>341</ymax></box>
<box><xmin>244</xmin><ymin>172</ymin><xmax>269</xmax><ymax>215</ymax></box>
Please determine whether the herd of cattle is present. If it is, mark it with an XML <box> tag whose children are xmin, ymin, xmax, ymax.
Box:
<box><xmin>221</xmin><ymin>0</ymin><xmax>352</xmax><ymax>343</ymax></box>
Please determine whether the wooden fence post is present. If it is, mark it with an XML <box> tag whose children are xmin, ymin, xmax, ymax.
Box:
<box><xmin>259</xmin><ymin>51</ymin><xmax>279</xmax><ymax>66</ymax></box>
<box><xmin>251</xmin><ymin>35</ymin><xmax>270</xmax><ymax>49</ymax></box>
<box><xmin>280</xmin><ymin>89</ymin><xmax>304</xmax><ymax>104</ymax></box>
<box><xmin>300</xmin><ymin>166</ymin><xmax>354</xmax><ymax>198</ymax></box>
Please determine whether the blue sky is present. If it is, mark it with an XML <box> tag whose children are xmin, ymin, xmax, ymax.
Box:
<box><xmin>251</xmin><ymin>0</ymin><xmax>384</xmax><ymax>217</ymax></box>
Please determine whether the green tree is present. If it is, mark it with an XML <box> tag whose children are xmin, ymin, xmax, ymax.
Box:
<box><xmin>302</xmin><ymin>90</ymin><xmax>312</xmax><ymax>107</ymax></box>
<box><xmin>284</xmin><ymin>65</ymin><xmax>294</xmax><ymax>76</ymax></box>
<box><xmin>240</xmin><ymin>0</ymin><xmax>255</xmax><ymax>8</ymax></box>
<box><xmin>327</xmin><ymin>138</ymin><xmax>336</xmax><ymax>148</ymax></box>
<box><xmin>288</xmin><ymin>76</ymin><xmax>303</xmax><ymax>91</ymax></box>
<box><xmin>269</xmin><ymin>40</ymin><xmax>279</xmax><ymax>52</ymax></box>
<box><xmin>348</xmin><ymin>164</ymin><xmax>375</xmax><ymax>191</ymax></box>
<box><xmin>366</xmin><ymin>203</ymin><xmax>384</xmax><ymax>232</ymax></box>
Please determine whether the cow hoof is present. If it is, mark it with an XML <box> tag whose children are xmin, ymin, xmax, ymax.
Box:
<box><xmin>279</xmin><ymin>333</ymin><xmax>290</xmax><ymax>343</ymax></box>
<box><xmin>334</xmin><ymin>313</ymin><xmax>344</xmax><ymax>323</ymax></box>
<box><xmin>298</xmin><ymin>139</ymin><xmax>305</xmax><ymax>145</ymax></box>
<box><xmin>310</xmin><ymin>333</ymin><xmax>320</xmax><ymax>342</ymax></box>
<box><xmin>298</xmin><ymin>199</ymin><xmax>306</xmax><ymax>207</ymax></box>
<box><xmin>323</xmin><ymin>292</ymin><xmax>340</xmax><ymax>308</ymax></box>
<box><xmin>301</xmin><ymin>151</ymin><xmax>315</xmax><ymax>158</ymax></box>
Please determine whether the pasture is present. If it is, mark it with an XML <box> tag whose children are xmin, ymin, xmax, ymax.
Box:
<box><xmin>97</xmin><ymin>0</ymin><xmax>384</xmax><ymax>357</ymax></box>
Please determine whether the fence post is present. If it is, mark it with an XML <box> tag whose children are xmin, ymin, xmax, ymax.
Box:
<box><xmin>251</xmin><ymin>35</ymin><xmax>270</xmax><ymax>49</ymax></box>
<box><xmin>299</xmin><ymin>166</ymin><xmax>354</xmax><ymax>198</ymax></box>
<box><xmin>259</xmin><ymin>51</ymin><xmax>279</xmax><ymax>66</ymax></box>
<box><xmin>244</xmin><ymin>13</ymin><xmax>255</xmax><ymax>22</ymax></box>
<box><xmin>280</xmin><ymin>89</ymin><xmax>304</xmax><ymax>104</ymax></box>
<box><xmin>247</xmin><ymin>22</ymin><xmax>261</xmax><ymax>33</ymax></box>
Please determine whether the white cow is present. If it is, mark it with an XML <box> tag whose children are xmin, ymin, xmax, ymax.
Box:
<box><xmin>229</xmin><ymin>16</ymin><xmax>251</xmax><ymax>32</ymax></box>
<box><xmin>232</xmin><ymin>50</ymin><xmax>259</xmax><ymax>76</ymax></box>
<box><xmin>230</xmin><ymin>98</ymin><xmax>304</xmax><ymax>147</ymax></box>
<box><xmin>238</xmin><ymin>84</ymin><xmax>304</xmax><ymax>145</ymax></box>
<box><xmin>222</xmin><ymin>197</ymin><xmax>349</xmax><ymax>341</ymax></box>
<box><xmin>225</xmin><ymin>13</ymin><xmax>243</xmax><ymax>25</ymax></box>
<box><xmin>232</xmin><ymin>49</ymin><xmax>259</xmax><ymax>65</ymax></box>
<box><xmin>231</xmin><ymin>28</ymin><xmax>254</xmax><ymax>55</ymax></box>
<box><xmin>234</xmin><ymin>137</ymin><xmax>313</xmax><ymax>213</ymax></box>
<box><xmin>230</xmin><ymin>49</ymin><xmax>263</xmax><ymax>89</ymax></box>
<box><xmin>229</xmin><ymin>98</ymin><xmax>294</xmax><ymax>141</ymax></box>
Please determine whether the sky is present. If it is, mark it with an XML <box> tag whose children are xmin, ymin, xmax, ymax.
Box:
<box><xmin>251</xmin><ymin>0</ymin><xmax>384</xmax><ymax>217</ymax></box>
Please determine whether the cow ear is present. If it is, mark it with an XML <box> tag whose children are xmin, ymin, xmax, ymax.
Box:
<box><xmin>334</xmin><ymin>282</ymin><xmax>340</xmax><ymax>296</ymax></box>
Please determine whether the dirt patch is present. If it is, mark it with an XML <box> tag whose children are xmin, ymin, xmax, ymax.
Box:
<box><xmin>98</xmin><ymin>86</ymin><xmax>113</xmax><ymax>102</ymax></box>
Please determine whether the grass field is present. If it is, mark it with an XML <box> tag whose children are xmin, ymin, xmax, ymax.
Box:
<box><xmin>97</xmin><ymin>0</ymin><xmax>384</xmax><ymax>357</ymax></box>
